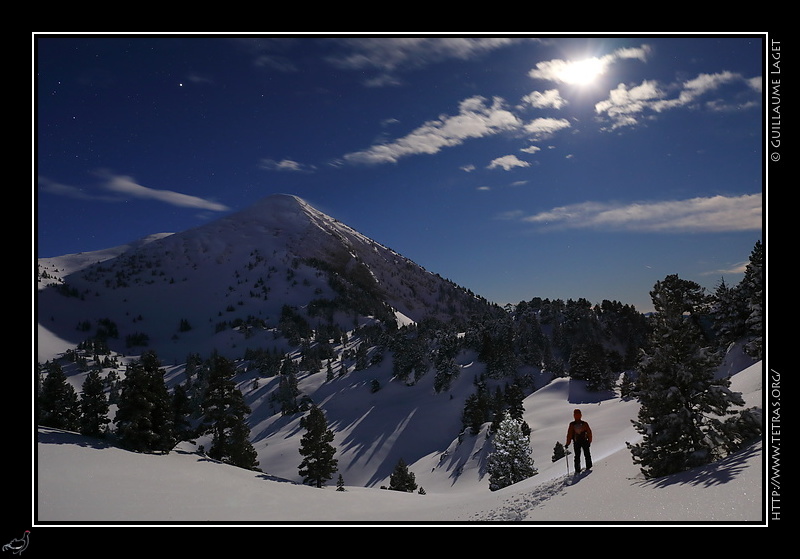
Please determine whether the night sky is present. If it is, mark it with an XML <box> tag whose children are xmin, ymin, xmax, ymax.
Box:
<box><xmin>35</xmin><ymin>33</ymin><xmax>764</xmax><ymax>312</ymax></box>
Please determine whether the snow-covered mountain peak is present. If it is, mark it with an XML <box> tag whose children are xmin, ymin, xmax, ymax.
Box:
<box><xmin>37</xmin><ymin>193</ymin><xmax>497</xmax><ymax>364</ymax></box>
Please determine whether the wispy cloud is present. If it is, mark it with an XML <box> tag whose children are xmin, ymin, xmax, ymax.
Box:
<box><xmin>38</xmin><ymin>176</ymin><xmax>114</xmax><ymax>202</ymax></box>
<box><xmin>258</xmin><ymin>158</ymin><xmax>316</xmax><ymax>173</ymax></box>
<box><xmin>595</xmin><ymin>71</ymin><xmax>761</xmax><ymax>129</ymax></box>
<box><xmin>38</xmin><ymin>171</ymin><xmax>230</xmax><ymax>212</ymax></box>
<box><xmin>325</xmin><ymin>37</ymin><xmax>523</xmax><ymax>87</ymax></box>
<box><xmin>523</xmin><ymin>117</ymin><xmax>571</xmax><ymax>137</ymax></box>
<box><xmin>518</xmin><ymin>194</ymin><xmax>761</xmax><ymax>233</ymax></box>
<box><xmin>488</xmin><ymin>155</ymin><xmax>530</xmax><ymax>171</ymax></box>
<box><xmin>343</xmin><ymin>96</ymin><xmax>522</xmax><ymax>165</ymax></box>
<box><xmin>521</xmin><ymin>89</ymin><xmax>568</xmax><ymax>109</ymax></box>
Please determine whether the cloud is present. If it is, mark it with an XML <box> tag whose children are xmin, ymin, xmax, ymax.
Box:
<box><xmin>595</xmin><ymin>71</ymin><xmax>761</xmax><ymax>129</ymax></box>
<box><xmin>343</xmin><ymin>96</ymin><xmax>522</xmax><ymax>165</ymax></box>
<box><xmin>594</xmin><ymin>80</ymin><xmax>663</xmax><ymax>129</ymax></box>
<box><xmin>325</xmin><ymin>37</ymin><xmax>522</xmax><ymax>86</ymax></box>
<box><xmin>520</xmin><ymin>194</ymin><xmax>762</xmax><ymax>233</ymax></box>
<box><xmin>259</xmin><ymin>158</ymin><xmax>315</xmax><ymax>172</ymax></box>
<box><xmin>95</xmin><ymin>171</ymin><xmax>230</xmax><ymax>211</ymax></box>
<box><xmin>488</xmin><ymin>155</ymin><xmax>530</xmax><ymax>171</ymax></box>
<box><xmin>523</xmin><ymin>117</ymin><xmax>571</xmax><ymax>138</ymax></box>
<box><xmin>39</xmin><ymin>172</ymin><xmax>230</xmax><ymax>212</ymax></box>
<box><xmin>329</xmin><ymin>37</ymin><xmax>517</xmax><ymax>70</ymax></box>
<box><xmin>38</xmin><ymin>176</ymin><xmax>114</xmax><ymax>201</ymax></box>
<box><xmin>521</xmin><ymin>89</ymin><xmax>567</xmax><ymax>109</ymax></box>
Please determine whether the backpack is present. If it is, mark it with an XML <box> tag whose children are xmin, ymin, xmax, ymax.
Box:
<box><xmin>573</xmin><ymin>420</ymin><xmax>589</xmax><ymax>443</ymax></box>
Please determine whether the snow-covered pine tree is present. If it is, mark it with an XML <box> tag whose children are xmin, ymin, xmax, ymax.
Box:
<box><xmin>298</xmin><ymin>405</ymin><xmax>338</xmax><ymax>488</ymax></box>
<box><xmin>486</xmin><ymin>412</ymin><xmax>536</xmax><ymax>491</ymax></box>
<box><xmin>628</xmin><ymin>275</ymin><xmax>758</xmax><ymax>479</ymax></box>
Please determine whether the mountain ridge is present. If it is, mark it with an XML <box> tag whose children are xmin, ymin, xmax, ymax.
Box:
<box><xmin>37</xmin><ymin>193</ymin><xmax>499</xmax><ymax>364</ymax></box>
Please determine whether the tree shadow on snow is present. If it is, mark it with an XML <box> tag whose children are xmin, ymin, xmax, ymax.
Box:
<box><xmin>36</xmin><ymin>426</ymin><xmax>115</xmax><ymax>450</ymax></box>
<box><xmin>637</xmin><ymin>439</ymin><xmax>761</xmax><ymax>490</ymax></box>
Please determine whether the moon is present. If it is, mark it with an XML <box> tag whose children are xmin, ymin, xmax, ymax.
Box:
<box><xmin>558</xmin><ymin>57</ymin><xmax>606</xmax><ymax>85</ymax></box>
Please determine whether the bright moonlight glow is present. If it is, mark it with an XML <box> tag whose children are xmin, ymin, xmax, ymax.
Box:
<box><xmin>558</xmin><ymin>57</ymin><xmax>606</xmax><ymax>85</ymax></box>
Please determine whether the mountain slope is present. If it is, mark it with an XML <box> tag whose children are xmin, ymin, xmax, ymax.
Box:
<box><xmin>37</xmin><ymin>194</ymin><xmax>497</xmax><ymax>364</ymax></box>
<box><xmin>35</xmin><ymin>359</ymin><xmax>763</xmax><ymax>524</ymax></box>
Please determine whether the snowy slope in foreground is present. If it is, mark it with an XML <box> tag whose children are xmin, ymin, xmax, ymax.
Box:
<box><xmin>36</xmin><ymin>361</ymin><xmax>764</xmax><ymax>524</ymax></box>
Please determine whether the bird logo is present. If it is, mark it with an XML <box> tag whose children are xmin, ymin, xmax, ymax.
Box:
<box><xmin>2</xmin><ymin>531</ymin><xmax>29</xmax><ymax>555</ymax></box>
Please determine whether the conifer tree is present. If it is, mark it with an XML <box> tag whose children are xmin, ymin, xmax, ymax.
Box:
<box><xmin>199</xmin><ymin>353</ymin><xmax>259</xmax><ymax>470</ymax></box>
<box><xmin>298</xmin><ymin>405</ymin><xmax>338</xmax><ymax>487</ymax></box>
<box><xmin>710</xmin><ymin>277</ymin><xmax>747</xmax><ymax>348</ymax></box>
<box><xmin>391</xmin><ymin>330</ymin><xmax>428</xmax><ymax>383</ymax></box>
<box><xmin>486</xmin><ymin>412</ymin><xmax>536</xmax><ymax>491</ymax></box>
<box><xmin>552</xmin><ymin>441</ymin><xmax>567</xmax><ymax>462</ymax></box>
<box><xmin>432</xmin><ymin>330</ymin><xmax>461</xmax><ymax>392</ymax></box>
<box><xmin>39</xmin><ymin>362</ymin><xmax>80</xmax><ymax>431</ymax></box>
<box><xmin>740</xmin><ymin>240</ymin><xmax>764</xmax><ymax>359</ymax></box>
<box><xmin>79</xmin><ymin>369</ymin><xmax>110</xmax><ymax>437</ymax></box>
<box><xmin>628</xmin><ymin>275</ymin><xmax>758</xmax><ymax>478</ymax></box>
<box><xmin>504</xmin><ymin>382</ymin><xmax>526</xmax><ymax>421</ymax></box>
<box><xmin>388</xmin><ymin>457</ymin><xmax>417</xmax><ymax>492</ymax></box>
<box><xmin>275</xmin><ymin>356</ymin><xmax>301</xmax><ymax>415</ymax></box>
<box><xmin>115</xmin><ymin>351</ymin><xmax>175</xmax><ymax>453</ymax></box>
<box><xmin>489</xmin><ymin>386</ymin><xmax>506</xmax><ymax>433</ymax></box>
<box><xmin>619</xmin><ymin>371</ymin><xmax>635</xmax><ymax>399</ymax></box>
<box><xmin>462</xmin><ymin>380</ymin><xmax>492</xmax><ymax>435</ymax></box>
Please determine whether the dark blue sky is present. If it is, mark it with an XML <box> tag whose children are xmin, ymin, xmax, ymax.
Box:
<box><xmin>35</xmin><ymin>34</ymin><xmax>764</xmax><ymax>312</ymax></box>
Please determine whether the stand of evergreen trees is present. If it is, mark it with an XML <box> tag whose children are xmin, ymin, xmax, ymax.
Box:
<box><xmin>627</xmin><ymin>241</ymin><xmax>763</xmax><ymax>478</ymax></box>
<box><xmin>37</xmin><ymin>349</ymin><xmax>261</xmax><ymax>471</ymax></box>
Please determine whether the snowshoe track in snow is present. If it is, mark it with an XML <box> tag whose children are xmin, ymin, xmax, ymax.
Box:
<box><xmin>466</xmin><ymin>474</ymin><xmax>579</xmax><ymax>521</ymax></box>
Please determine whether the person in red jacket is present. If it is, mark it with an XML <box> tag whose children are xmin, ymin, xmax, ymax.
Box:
<box><xmin>565</xmin><ymin>408</ymin><xmax>593</xmax><ymax>474</ymax></box>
